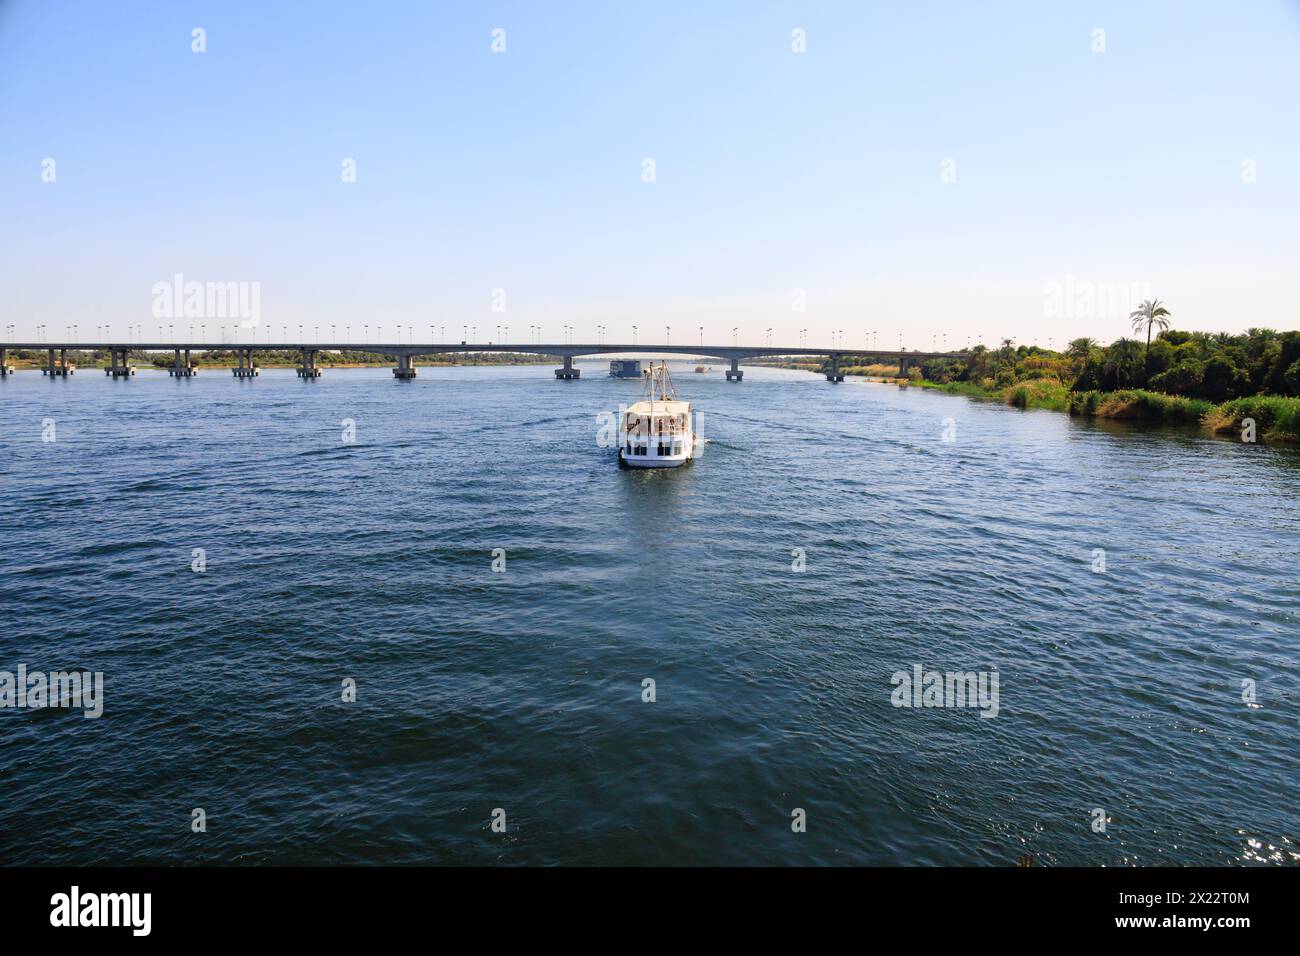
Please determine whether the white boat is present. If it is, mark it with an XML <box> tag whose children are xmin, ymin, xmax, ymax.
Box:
<box><xmin>620</xmin><ymin>363</ymin><xmax>696</xmax><ymax>468</ymax></box>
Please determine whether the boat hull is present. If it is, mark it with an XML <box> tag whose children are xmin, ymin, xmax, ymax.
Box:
<box><xmin>620</xmin><ymin>453</ymin><xmax>692</xmax><ymax>468</ymax></box>
<box><xmin>619</xmin><ymin>436</ymin><xmax>696</xmax><ymax>468</ymax></box>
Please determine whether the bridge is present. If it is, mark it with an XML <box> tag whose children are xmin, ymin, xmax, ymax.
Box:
<box><xmin>0</xmin><ymin>342</ymin><xmax>965</xmax><ymax>383</ymax></box>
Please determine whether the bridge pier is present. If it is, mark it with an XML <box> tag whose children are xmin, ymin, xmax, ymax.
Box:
<box><xmin>555</xmin><ymin>355</ymin><xmax>580</xmax><ymax>380</ymax></box>
<box><xmin>825</xmin><ymin>355</ymin><xmax>844</xmax><ymax>383</ymax></box>
<box><xmin>170</xmin><ymin>348</ymin><xmax>199</xmax><ymax>377</ymax></box>
<box><xmin>726</xmin><ymin>358</ymin><xmax>743</xmax><ymax>381</ymax></box>
<box><xmin>0</xmin><ymin>348</ymin><xmax>11</xmax><ymax>376</ymax></box>
<box><xmin>297</xmin><ymin>348</ymin><xmax>321</xmax><ymax>379</ymax></box>
<box><xmin>44</xmin><ymin>347</ymin><xmax>74</xmax><ymax>376</ymax></box>
<box><xmin>233</xmin><ymin>348</ymin><xmax>258</xmax><ymax>377</ymax></box>
<box><xmin>105</xmin><ymin>347</ymin><xmax>134</xmax><ymax>377</ymax></box>
<box><xmin>393</xmin><ymin>353</ymin><xmax>417</xmax><ymax>379</ymax></box>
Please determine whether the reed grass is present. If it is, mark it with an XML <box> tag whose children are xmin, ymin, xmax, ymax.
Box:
<box><xmin>1203</xmin><ymin>395</ymin><xmax>1300</xmax><ymax>441</ymax></box>
<box><xmin>1066</xmin><ymin>389</ymin><xmax>1211</xmax><ymax>423</ymax></box>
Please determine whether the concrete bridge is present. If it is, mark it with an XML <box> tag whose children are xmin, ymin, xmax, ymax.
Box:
<box><xmin>0</xmin><ymin>342</ymin><xmax>965</xmax><ymax>382</ymax></box>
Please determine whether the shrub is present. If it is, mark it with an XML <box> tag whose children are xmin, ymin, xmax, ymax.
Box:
<box><xmin>1204</xmin><ymin>396</ymin><xmax>1300</xmax><ymax>441</ymax></box>
<box><xmin>1007</xmin><ymin>379</ymin><xmax>1068</xmax><ymax>411</ymax></box>
<box><xmin>1148</xmin><ymin>360</ymin><xmax>1203</xmax><ymax>396</ymax></box>
<box><xmin>1067</xmin><ymin>389</ymin><xmax>1210</xmax><ymax>422</ymax></box>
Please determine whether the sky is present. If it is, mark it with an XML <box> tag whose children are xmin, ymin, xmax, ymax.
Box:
<box><xmin>2</xmin><ymin>0</ymin><xmax>1299</xmax><ymax>350</ymax></box>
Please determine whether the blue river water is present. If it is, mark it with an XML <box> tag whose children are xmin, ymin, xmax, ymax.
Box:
<box><xmin>1</xmin><ymin>362</ymin><xmax>1296</xmax><ymax>865</ymax></box>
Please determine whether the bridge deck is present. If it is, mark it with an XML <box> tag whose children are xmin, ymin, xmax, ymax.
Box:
<box><xmin>3</xmin><ymin>342</ymin><xmax>964</xmax><ymax>361</ymax></box>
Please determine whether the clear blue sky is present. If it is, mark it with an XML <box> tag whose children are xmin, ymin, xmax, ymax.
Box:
<box><xmin>2</xmin><ymin>0</ymin><xmax>1298</xmax><ymax>349</ymax></box>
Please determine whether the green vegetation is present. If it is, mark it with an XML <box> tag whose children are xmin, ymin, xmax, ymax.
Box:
<box><xmin>1006</xmin><ymin>379</ymin><xmax>1069</xmax><ymax>412</ymax></box>
<box><xmin>1065</xmin><ymin>389</ymin><xmax>1211</xmax><ymax>423</ymax></box>
<box><xmin>1203</xmin><ymin>395</ymin><xmax>1300</xmax><ymax>441</ymax></box>
<box><xmin>921</xmin><ymin>379</ymin><xmax>993</xmax><ymax>400</ymax></box>
<box><xmin>824</xmin><ymin>319</ymin><xmax>1300</xmax><ymax>442</ymax></box>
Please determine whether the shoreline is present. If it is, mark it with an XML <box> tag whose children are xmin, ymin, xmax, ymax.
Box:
<box><xmin>907</xmin><ymin>376</ymin><xmax>1300</xmax><ymax>444</ymax></box>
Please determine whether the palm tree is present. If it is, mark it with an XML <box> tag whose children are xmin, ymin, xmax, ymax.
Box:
<box><xmin>1066</xmin><ymin>337</ymin><xmax>1097</xmax><ymax>359</ymax></box>
<box><xmin>1104</xmin><ymin>338</ymin><xmax>1145</xmax><ymax>388</ymax></box>
<box><xmin>997</xmin><ymin>337</ymin><xmax>1016</xmax><ymax>368</ymax></box>
<box><xmin>1129</xmin><ymin>299</ymin><xmax>1172</xmax><ymax>363</ymax></box>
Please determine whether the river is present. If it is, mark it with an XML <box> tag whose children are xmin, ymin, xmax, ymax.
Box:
<box><xmin>1</xmin><ymin>362</ymin><xmax>1296</xmax><ymax>864</ymax></box>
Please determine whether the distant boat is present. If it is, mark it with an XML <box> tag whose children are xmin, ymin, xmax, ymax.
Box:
<box><xmin>610</xmin><ymin>359</ymin><xmax>642</xmax><ymax>378</ymax></box>
<box><xmin>620</xmin><ymin>363</ymin><xmax>696</xmax><ymax>468</ymax></box>
<box><xmin>694</xmin><ymin>365</ymin><xmax>708</xmax><ymax>373</ymax></box>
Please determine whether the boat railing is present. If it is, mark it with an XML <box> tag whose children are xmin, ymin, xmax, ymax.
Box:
<box><xmin>623</xmin><ymin>415</ymin><xmax>687</xmax><ymax>436</ymax></box>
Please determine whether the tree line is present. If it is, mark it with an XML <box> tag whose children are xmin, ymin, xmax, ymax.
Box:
<box><xmin>912</xmin><ymin>302</ymin><xmax>1300</xmax><ymax>403</ymax></box>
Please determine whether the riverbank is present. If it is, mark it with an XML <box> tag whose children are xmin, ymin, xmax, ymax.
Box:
<box><xmin>913</xmin><ymin>377</ymin><xmax>1300</xmax><ymax>443</ymax></box>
